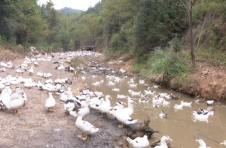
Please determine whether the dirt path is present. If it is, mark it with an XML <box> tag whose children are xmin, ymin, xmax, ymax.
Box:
<box><xmin>0</xmin><ymin>53</ymin><xmax>151</xmax><ymax>148</ymax></box>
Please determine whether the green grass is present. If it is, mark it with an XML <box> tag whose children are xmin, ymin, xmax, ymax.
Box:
<box><xmin>197</xmin><ymin>47</ymin><xmax>226</xmax><ymax>66</ymax></box>
<box><xmin>140</xmin><ymin>49</ymin><xmax>189</xmax><ymax>81</ymax></box>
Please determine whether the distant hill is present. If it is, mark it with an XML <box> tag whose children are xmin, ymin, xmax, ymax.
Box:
<box><xmin>59</xmin><ymin>7</ymin><xmax>82</xmax><ymax>16</ymax></box>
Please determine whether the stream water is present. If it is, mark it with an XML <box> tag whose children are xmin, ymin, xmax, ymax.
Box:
<box><xmin>82</xmin><ymin>74</ymin><xmax>226</xmax><ymax>148</ymax></box>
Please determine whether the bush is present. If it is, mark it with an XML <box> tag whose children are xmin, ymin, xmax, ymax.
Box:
<box><xmin>197</xmin><ymin>47</ymin><xmax>226</xmax><ymax>66</ymax></box>
<box><xmin>147</xmin><ymin>49</ymin><xmax>188</xmax><ymax>81</ymax></box>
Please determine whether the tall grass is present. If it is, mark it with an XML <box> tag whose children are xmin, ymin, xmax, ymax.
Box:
<box><xmin>197</xmin><ymin>47</ymin><xmax>226</xmax><ymax>66</ymax></box>
<box><xmin>143</xmin><ymin>49</ymin><xmax>189</xmax><ymax>81</ymax></box>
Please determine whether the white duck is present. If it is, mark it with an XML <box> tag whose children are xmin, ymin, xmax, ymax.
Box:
<box><xmin>36</xmin><ymin>71</ymin><xmax>43</xmax><ymax>77</ymax></box>
<box><xmin>191</xmin><ymin>111</ymin><xmax>210</xmax><ymax>119</ymax></box>
<box><xmin>154</xmin><ymin>135</ymin><xmax>173</xmax><ymax>148</ymax></box>
<box><xmin>220</xmin><ymin>140</ymin><xmax>226</xmax><ymax>146</ymax></box>
<box><xmin>114</xmin><ymin>105</ymin><xmax>138</xmax><ymax>128</ymax></box>
<box><xmin>159</xmin><ymin>110</ymin><xmax>167</xmax><ymax>118</ymax></box>
<box><xmin>97</xmin><ymin>97</ymin><xmax>112</xmax><ymax>117</ymax></box>
<box><xmin>45</xmin><ymin>92</ymin><xmax>56</xmax><ymax>112</ymax></box>
<box><xmin>174</xmin><ymin>104</ymin><xmax>183</xmax><ymax>110</ymax></box>
<box><xmin>181</xmin><ymin>100</ymin><xmax>192</xmax><ymax>107</ymax></box>
<box><xmin>117</xmin><ymin>94</ymin><xmax>127</xmax><ymax>99</ymax></box>
<box><xmin>3</xmin><ymin>90</ymin><xmax>25</xmax><ymax>115</ymax></box>
<box><xmin>0</xmin><ymin>82</ymin><xmax>4</xmax><ymax>89</ymax></box>
<box><xmin>27</xmin><ymin>66</ymin><xmax>34</xmax><ymax>75</ymax></box>
<box><xmin>123</xmin><ymin>97</ymin><xmax>135</xmax><ymax>116</ymax></box>
<box><xmin>112</xmin><ymin>88</ymin><xmax>120</xmax><ymax>92</ymax></box>
<box><xmin>15</xmin><ymin>69</ymin><xmax>24</xmax><ymax>73</ymax></box>
<box><xmin>196</xmin><ymin>139</ymin><xmax>210</xmax><ymax>148</ymax></box>
<box><xmin>207</xmin><ymin>100</ymin><xmax>214</xmax><ymax>105</ymax></box>
<box><xmin>127</xmin><ymin>135</ymin><xmax>149</xmax><ymax>148</ymax></box>
<box><xmin>75</xmin><ymin>111</ymin><xmax>99</xmax><ymax>141</ymax></box>
<box><xmin>69</xmin><ymin>100</ymin><xmax>90</xmax><ymax>118</ymax></box>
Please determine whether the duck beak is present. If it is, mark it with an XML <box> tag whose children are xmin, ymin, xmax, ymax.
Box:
<box><xmin>169</xmin><ymin>138</ymin><xmax>173</xmax><ymax>141</ymax></box>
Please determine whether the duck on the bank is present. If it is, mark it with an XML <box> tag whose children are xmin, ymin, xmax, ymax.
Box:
<box><xmin>16</xmin><ymin>69</ymin><xmax>24</xmax><ymax>73</ymax></box>
<box><xmin>0</xmin><ymin>68</ymin><xmax>6</xmax><ymax>72</ymax></box>
<box><xmin>196</xmin><ymin>139</ymin><xmax>210</xmax><ymax>148</ymax></box>
<box><xmin>97</xmin><ymin>97</ymin><xmax>112</xmax><ymax>118</ymax></box>
<box><xmin>3</xmin><ymin>90</ymin><xmax>25</xmax><ymax>115</ymax></box>
<box><xmin>0</xmin><ymin>82</ymin><xmax>4</xmax><ymax>89</ymax></box>
<box><xmin>75</xmin><ymin>111</ymin><xmax>99</xmax><ymax>141</ymax></box>
<box><xmin>154</xmin><ymin>135</ymin><xmax>172</xmax><ymax>148</ymax></box>
<box><xmin>159</xmin><ymin>110</ymin><xmax>167</xmax><ymax>118</ymax></box>
<box><xmin>181</xmin><ymin>100</ymin><xmax>192</xmax><ymax>107</ymax></box>
<box><xmin>36</xmin><ymin>71</ymin><xmax>43</xmax><ymax>77</ymax></box>
<box><xmin>207</xmin><ymin>100</ymin><xmax>214</xmax><ymax>105</ymax></box>
<box><xmin>127</xmin><ymin>135</ymin><xmax>149</xmax><ymax>148</ymax></box>
<box><xmin>69</xmin><ymin>100</ymin><xmax>90</xmax><ymax>118</ymax></box>
<box><xmin>122</xmin><ymin>97</ymin><xmax>135</xmax><ymax>117</ymax></box>
<box><xmin>26</xmin><ymin>66</ymin><xmax>34</xmax><ymax>75</ymax></box>
<box><xmin>114</xmin><ymin>104</ymin><xmax>138</xmax><ymax>128</ymax></box>
<box><xmin>45</xmin><ymin>92</ymin><xmax>56</xmax><ymax>112</ymax></box>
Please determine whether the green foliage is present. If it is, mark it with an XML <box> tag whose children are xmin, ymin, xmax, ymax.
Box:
<box><xmin>197</xmin><ymin>47</ymin><xmax>226</xmax><ymax>66</ymax></box>
<box><xmin>171</xmin><ymin>36</ymin><xmax>182</xmax><ymax>55</ymax></box>
<box><xmin>134</xmin><ymin>0</ymin><xmax>188</xmax><ymax>51</ymax></box>
<box><xmin>146</xmin><ymin>49</ymin><xmax>188</xmax><ymax>81</ymax></box>
<box><xmin>132</xmin><ymin>63</ymin><xmax>145</xmax><ymax>73</ymax></box>
<box><xmin>0</xmin><ymin>35</ymin><xmax>6</xmax><ymax>45</ymax></box>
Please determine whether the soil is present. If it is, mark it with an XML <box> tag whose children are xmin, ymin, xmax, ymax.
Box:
<box><xmin>0</xmin><ymin>50</ymin><xmax>155</xmax><ymax>148</ymax></box>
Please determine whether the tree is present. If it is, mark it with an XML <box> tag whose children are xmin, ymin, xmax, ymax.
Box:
<box><xmin>81</xmin><ymin>14</ymin><xmax>103</xmax><ymax>50</ymax></box>
<box><xmin>6</xmin><ymin>0</ymin><xmax>46</xmax><ymax>50</ymax></box>
<box><xmin>180</xmin><ymin>0</ymin><xmax>197</xmax><ymax>68</ymax></box>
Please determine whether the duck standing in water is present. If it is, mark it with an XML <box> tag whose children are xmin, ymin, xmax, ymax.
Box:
<box><xmin>127</xmin><ymin>135</ymin><xmax>149</xmax><ymax>148</ymax></box>
<box><xmin>159</xmin><ymin>110</ymin><xmax>167</xmax><ymax>119</ymax></box>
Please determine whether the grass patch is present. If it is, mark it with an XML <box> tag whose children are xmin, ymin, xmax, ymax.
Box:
<box><xmin>143</xmin><ymin>49</ymin><xmax>189</xmax><ymax>81</ymax></box>
<box><xmin>197</xmin><ymin>47</ymin><xmax>226</xmax><ymax>66</ymax></box>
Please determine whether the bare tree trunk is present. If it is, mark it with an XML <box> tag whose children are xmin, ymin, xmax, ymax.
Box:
<box><xmin>189</xmin><ymin>9</ymin><xmax>195</xmax><ymax>68</ymax></box>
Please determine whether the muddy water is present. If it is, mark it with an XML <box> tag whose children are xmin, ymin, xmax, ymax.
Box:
<box><xmin>83</xmin><ymin>75</ymin><xmax>226</xmax><ymax>148</ymax></box>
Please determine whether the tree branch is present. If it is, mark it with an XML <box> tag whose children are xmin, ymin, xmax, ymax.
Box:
<box><xmin>180</xmin><ymin>0</ymin><xmax>189</xmax><ymax>10</ymax></box>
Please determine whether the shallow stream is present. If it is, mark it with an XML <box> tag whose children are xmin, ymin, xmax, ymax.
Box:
<box><xmin>83</xmin><ymin>75</ymin><xmax>226</xmax><ymax>148</ymax></box>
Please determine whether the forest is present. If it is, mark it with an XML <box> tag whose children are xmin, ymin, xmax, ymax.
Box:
<box><xmin>1</xmin><ymin>0</ymin><xmax>226</xmax><ymax>81</ymax></box>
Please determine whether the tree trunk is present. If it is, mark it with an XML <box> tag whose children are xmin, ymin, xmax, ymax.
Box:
<box><xmin>189</xmin><ymin>8</ymin><xmax>195</xmax><ymax>68</ymax></box>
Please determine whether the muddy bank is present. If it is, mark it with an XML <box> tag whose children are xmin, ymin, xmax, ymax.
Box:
<box><xmin>151</xmin><ymin>62</ymin><xmax>226</xmax><ymax>102</ymax></box>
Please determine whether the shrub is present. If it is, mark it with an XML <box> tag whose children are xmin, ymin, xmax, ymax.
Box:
<box><xmin>147</xmin><ymin>49</ymin><xmax>188</xmax><ymax>81</ymax></box>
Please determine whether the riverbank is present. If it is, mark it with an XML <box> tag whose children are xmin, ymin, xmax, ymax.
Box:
<box><xmin>101</xmin><ymin>53</ymin><xmax>226</xmax><ymax>103</ymax></box>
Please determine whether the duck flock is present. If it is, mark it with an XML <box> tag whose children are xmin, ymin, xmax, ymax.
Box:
<box><xmin>0</xmin><ymin>50</ymin><xmax>226</xmax><ymax>148</ymax></box>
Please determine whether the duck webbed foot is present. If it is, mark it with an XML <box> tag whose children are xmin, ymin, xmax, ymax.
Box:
<box><xmin>82</xmin><ymin>134</ymin><xmax>89</xmax><ymax>141</ymax></box>
<box><xmin>14</xmin><ymin>110</ymin><xmax>21</xmax><ymax>115</ymax></box>
<box><xmin>99</xmin><ymin>113</ymin><xmax>107</xmax><ymax>118</ymax></box>
<box><xmin>118</xmin><ymin>124</ymin><xmax>124</xmax><ymax>128</ymax></box>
